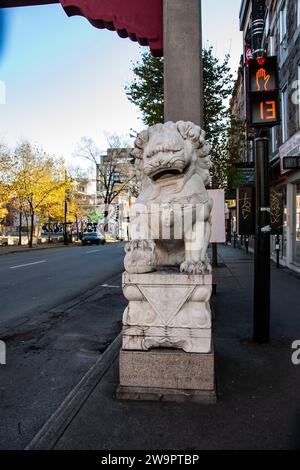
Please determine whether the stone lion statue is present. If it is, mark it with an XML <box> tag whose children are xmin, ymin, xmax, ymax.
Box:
<box><xmin>124</xmin><ymin>121</ymin><xmax>213</xmax><ymax>275</ymax></box>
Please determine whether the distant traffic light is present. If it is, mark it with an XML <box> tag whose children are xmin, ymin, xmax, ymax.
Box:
<box><xmin>247</xmin><ymin>56</ymin><xmax>280</xmax><ymax>127</ymax></box>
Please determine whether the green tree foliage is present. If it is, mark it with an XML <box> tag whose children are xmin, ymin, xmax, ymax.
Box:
<box><xmin>126</xmin><ymin>47</ymin><xmax>245</xmax><ymax>189</ymax></box>
<box><xmin>202</xmin><ymin>47</ymin><xmax>244</xmax><ymax>189</ymax></box>
<box><xmin>126</xmin><ymin>52</ymin><xmax>164</xmax><ymax>126</ymax></box>
<box><xmin>226</xmin><ymin>114</ymin><xmax>248</xmax><ymax>190</ymax></box>
<box><xmin>202</xmin><ymin>47</ymin><xmax>233</xmax><ymax>141</ymax></box>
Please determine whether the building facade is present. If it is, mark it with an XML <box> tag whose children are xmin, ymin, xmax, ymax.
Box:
<box><xmin>237</xmin><ymin>0</ymin><xmax>300</xmax><ymax>272</ymax></box>
<box><xmin>96</xmin><ymin>147</ymin><xmax>137</xmax><ymax>240</ymax></box>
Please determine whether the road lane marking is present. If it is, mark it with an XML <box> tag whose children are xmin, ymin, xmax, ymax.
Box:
<box><xmin>101</xmin><ymin>284</ymin><xmax>120</xmax><ymax>288</ymax></box>
<box><xmin>85</xmin><ymin>250</ymin><xmax>101</xmax><ymax>254</ymax></box>
<box><xmin>10</xmin><ymin>260</ymin><xmax>47</xmax><ymax>269</ymax></box>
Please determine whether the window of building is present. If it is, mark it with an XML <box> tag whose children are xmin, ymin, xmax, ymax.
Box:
<box><xmin>280</xmin><ymin>1</ymin><xmax>287</xmax><ymax>43</ymax></box>
<box><xmin>281</xmin><ymin>84</ymin><xmax>288</xmax><ymax>142</ymax></box>
<box><xmin>112</xmin><ymin>172</ymin><xmax>121</xmax><ymax>183</ymax></box>
<box><xmin>264</xmin><ymin>9</ymin><xmax>269</xmax><ymax>36</ymax></box>
<box><xmin>271</xmin><ymin>126</ymin><xmax>277</xmax><ymax>153</ymax></box>
<box><xmin>298</xmin><ymin>65</ymin><xmax>300</xmax><ymax>128</ymax></box>
<box><xmin>268</xmin><ymin>35</ymin><xmax>275</xmax><ymax>56</ymax></box>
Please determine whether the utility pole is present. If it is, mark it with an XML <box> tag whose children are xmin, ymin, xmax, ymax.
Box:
<box><xmin>63</xmin><ymin>168</ymin><xmax>68</xmax><ymax>246</ymax></box>
<box><xmin>248</xmin><ymin>0</ymin><xmax>278</xmax><ymax>344</ymax></box>
<box><xmin>18</xmin><ymin>211</ymin><xmax>22</xmax><ymax>246</ymax></box>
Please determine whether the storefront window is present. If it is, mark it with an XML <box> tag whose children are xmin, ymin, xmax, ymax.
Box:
<box><xmin>294</xmin><ymin>183</ymin><xmax>300</xmax><ymax>266</ymax></box>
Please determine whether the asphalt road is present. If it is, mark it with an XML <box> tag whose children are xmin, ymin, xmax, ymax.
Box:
<box><xmin>0</xmin><ymin>243</ymin><xmax>125</xmax><ymax>327</ymax></box>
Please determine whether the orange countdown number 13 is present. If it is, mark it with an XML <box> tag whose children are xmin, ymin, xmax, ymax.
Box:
<box><xmin>260</xmin><ymin>100</ymin><xmax>276</xmax><ymax>121</ymax></box>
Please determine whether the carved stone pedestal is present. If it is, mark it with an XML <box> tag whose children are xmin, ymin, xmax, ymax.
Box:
<box><xmin>122</xmin><ymin>271</ymin><xmax>212</xmax><ymax>353</ymax></box>
<box><xmin>117</xmin><ymin>271</ymin><xmax>216</xmax><ymax>403</ymax></box>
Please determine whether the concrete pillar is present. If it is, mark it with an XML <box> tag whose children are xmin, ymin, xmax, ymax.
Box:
<box><xmin>163</xmin><ymin>0</ymin><xmax>203</xmax><ymax>126</ymax></box>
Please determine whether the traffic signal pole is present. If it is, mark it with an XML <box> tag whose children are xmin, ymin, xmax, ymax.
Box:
<box><xmin>64</xmin><ymin>168</ymin><xmax>69</xmax><ymax>246</ymax></box>
<box><xmin>253</xmin><ymin>137</ymin><xmax>271</xmax><ymax>343</ymax></box>
<box><xmin>249</xmin><ymin>1</ymin><xmax>276</xmax><ymax>344</ymax></box>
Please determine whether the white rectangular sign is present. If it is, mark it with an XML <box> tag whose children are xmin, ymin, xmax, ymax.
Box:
<box><xmin>208</xmin><ymin>189</ymin><xmax>226</xmax><ymax>243</ymax></box>
<box><xmin>279</xmin><ymin>128</ymin><xmax>300</xmax><ymax>174</ymax></box>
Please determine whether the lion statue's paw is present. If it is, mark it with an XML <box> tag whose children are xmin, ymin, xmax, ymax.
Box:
<box><xmin>205</xmin><ymin>256</ymin><xmax>212</xmax><ymax>274</ymax></box>
<box><xmin>180</xmin><ymin>260</ymin><xmax>211</xmax><ymax>275</ymax></box>
<box><xmin>124</xmin><ymin>240</ymin><xmax>157</xmax><ymax>274</ymax></box>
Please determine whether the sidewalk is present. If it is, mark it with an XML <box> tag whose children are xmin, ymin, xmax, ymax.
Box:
<box><xmin>28</xmin><ymin>244</ymin><xmax>300</xmax><ymax>450</ymax></box>
<box><xmin>0</xmin><ymin>242</ymin><xmax>76</xmax><ymax>256</ymax></box>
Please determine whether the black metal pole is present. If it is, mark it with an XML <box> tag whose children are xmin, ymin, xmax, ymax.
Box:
<box><xmin>276</xmin><ymin>234</ymin><xmax>280</xmax><ymax>269</ymax></box>
<box><xmin>251</xmin><ymin>0</ymin><xmax>266</xmax><ymax>59</ymax></box>
<box><xmin>245</xmin><ymin>235</ymin><xmax>249</xmax><ymax>254</ymax></box>
<box><xmin>18</xmin><ymin>211</ymin><xmax>22</xmax><ymax>246</ymax></box>
<box><xmin>63</xmin><ymin>169</ymin><xmax>68</xmax><ymax>246</ymax></box>
<box><xmin>212</xmin><ymin>242</ymin><xmax>218</xmax><ymax>267</ymax></box>
<box><xmin>253</xmin><ymin>137</ymin><xmax>271</xmax><ymax>343</ymax></box>
<box><xmin>63</xmin><ymin>200</ymin><xmax>68</xmax><ymax>246</ymax></box>
<box><xmin>48</xmin><ymin>216</ymin><xmax>51</xmax><ymax>244</ymax></box>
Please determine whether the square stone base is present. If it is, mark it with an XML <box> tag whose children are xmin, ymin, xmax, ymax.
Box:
<box><xmin>117</xmin><ymin>347</ymin><xmax>216</xmax><ymax>403</ymax></box>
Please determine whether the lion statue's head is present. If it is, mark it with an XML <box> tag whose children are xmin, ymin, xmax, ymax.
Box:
<box><xmin>131</xmin><ymin>121</ymin><xmax>212</xmax><ymax>188</ymax></box>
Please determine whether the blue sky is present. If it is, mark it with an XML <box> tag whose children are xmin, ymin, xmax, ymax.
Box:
<box><xmin>0</xmin><ymin>0</ymin><xmax>242</xmax><ymax>165</ymax></box>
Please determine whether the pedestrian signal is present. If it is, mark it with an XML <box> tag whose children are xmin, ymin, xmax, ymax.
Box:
<box><xmin>247</xmin><ymin>56</ymin><xmax>280</xmax><ymax>127</ymax></box>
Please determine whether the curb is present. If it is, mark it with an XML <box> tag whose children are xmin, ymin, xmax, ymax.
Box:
<box><xmin>25</xmin><ymin>333</ymin><xmax>122</xmax><ymax>450</ymax></box>
<box><xmin>0</xmin><ymin>241</ymin><xmax>121</xmax><ymax>257</ymax></box>
<box><xmin>0</xmin><ymin>244</ymin><xmax>75</xmax><ymax>257</ymax></box>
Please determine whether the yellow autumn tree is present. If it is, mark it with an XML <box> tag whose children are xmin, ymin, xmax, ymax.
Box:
<box><xmin>0</xmin><ymin>143</ymin><xmax>12</xmax><ymax>232</ymax></box>
<box><xmin>37</xmin><ymin>174</ymin><xmax>77</xmax><ymax>241</ymax></box>
<box><xmin>10</xmin><ymin>142</ymin><xmax>70</xmax><ymax>247</ymax></box>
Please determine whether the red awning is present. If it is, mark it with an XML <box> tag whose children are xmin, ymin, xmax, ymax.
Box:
<box><xmin>61</xmin><ymin>0</ymin><xmax>163</xmax><ymax>57</ymax></box>
<box><xmin>0</xmin><ymin>0</ymin><xmax>163</xmax><ymax>56</ymax></box>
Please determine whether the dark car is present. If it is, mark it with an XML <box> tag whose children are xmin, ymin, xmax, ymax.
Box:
<box><xmin>81</xmin><ymin>231</ymin><xmax>106</xmax><ymax>246</ymax></box>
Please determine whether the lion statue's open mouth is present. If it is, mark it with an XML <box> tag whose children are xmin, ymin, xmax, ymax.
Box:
<box><xmin>150</xmin><ymin>167</ymin><xmax>184</xmax><ymax>181</ymax></box>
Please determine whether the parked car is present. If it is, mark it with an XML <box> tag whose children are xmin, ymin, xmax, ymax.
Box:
<box><xmin>0</xmin><ymin>232</ymin><xmax>28</xmax><ymax>246</ymax></box>
<box><xmin>81</xmin><ymin>232</ymin><xmax>106</xmax><ymax>246</ymax></box>
<box><xmin>0</xmin><ymin>236</ymin><xmax>8</xmax><ymax>246</ymax></box>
